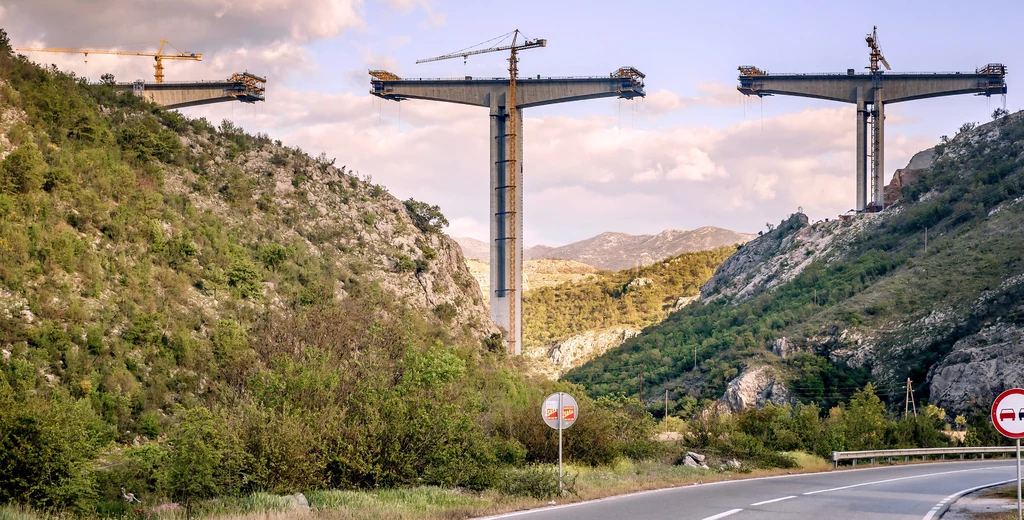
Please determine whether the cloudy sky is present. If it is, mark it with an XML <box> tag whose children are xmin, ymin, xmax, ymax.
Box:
<box><xmin>4</xmin><ymin>0</ymin><xmax>1020</xmax><ymax>245</ymax></box>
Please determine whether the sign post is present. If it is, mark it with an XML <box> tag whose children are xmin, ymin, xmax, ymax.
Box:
<box><xmin>991</xmin><ymin>388</ymin><xmax>1024</xmax><ymax>520</ymax></box>
<box><xmin>543</xmin><ymin>392</ymin><xmax>578</xmax><ymax>494</ymax></box>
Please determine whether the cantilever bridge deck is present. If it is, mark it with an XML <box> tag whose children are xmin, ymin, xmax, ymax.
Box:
<box><xmin>115</xmin><ymin>73</ymin><xmax>267</xmax><ymax>109</ymax></box>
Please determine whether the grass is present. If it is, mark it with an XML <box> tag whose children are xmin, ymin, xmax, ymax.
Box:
<box><xmin>0</xmin><ymin>455</ymin><xmax>837</xmax><ymax>520</ymax></box>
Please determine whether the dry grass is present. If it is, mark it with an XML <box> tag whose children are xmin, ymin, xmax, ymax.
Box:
<box><xmin>194</xmin><ymin>456</ymin><xmax>831</xmax><ymax>520</ymax></box>
<box><xmin>0</xmin><ymin>456</ymin><xmax>837</xmax><ymax>520</ymax></box>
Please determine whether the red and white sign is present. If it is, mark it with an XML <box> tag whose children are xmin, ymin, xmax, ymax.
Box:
<box><xmin>991</xmin><ymin>388</ymin><xmax>1024</xmax><ymax>439</ymax></box>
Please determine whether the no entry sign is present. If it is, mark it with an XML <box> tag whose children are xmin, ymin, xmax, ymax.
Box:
<box><xmin>992</xmin><ymin>388</ymin><xmax>1024</xmax><ymax>439</ymax></box>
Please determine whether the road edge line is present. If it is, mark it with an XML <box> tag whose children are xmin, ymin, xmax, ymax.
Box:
<box><xmin>922</xmin><ymin>478</ymin><xmax>1015</xmax><ymax>520</ymax></box>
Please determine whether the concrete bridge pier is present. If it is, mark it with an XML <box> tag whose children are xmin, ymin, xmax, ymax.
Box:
<box><xmin>856</xmin><ymin>88</ymin><xmax>868</xmax><ymax>211</ymax></box>
<box><xmin>489</xmin><ymin>98</ymin><xmax>524</xmax><ymax>346</ymax></box>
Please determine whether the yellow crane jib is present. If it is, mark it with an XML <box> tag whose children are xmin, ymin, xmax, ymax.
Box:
<box><xmin>16</xmin><ymin>40</ymin><xmax>201</xmax><ymax>83</ymax></box>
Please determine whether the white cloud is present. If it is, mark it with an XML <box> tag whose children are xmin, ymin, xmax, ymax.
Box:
<box><xmin>6</xmin><ymin>0</ymin><xmax>364</xmax><ymax>50</ymax></box>
<box><xmin>183</xmin><ymin>88</ymin><xmax>934</xmax><ymax>244</ymax></box>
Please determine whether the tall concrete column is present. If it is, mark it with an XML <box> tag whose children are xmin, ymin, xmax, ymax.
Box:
<box><xmin>856</xmin><ymin>87</ymin><xmax>868</xmax><ymax>212</ymax></box>
<box><xmin>488</xmin><ymin>95</ymin><xmax>524</xmax><ymax>354</ymax></box>
<box><xmin>873</xmin><ymin>100</ymin><xmax>885</xmax><ymax>208</ymax></box>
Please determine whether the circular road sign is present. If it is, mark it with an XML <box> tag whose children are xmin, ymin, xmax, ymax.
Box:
<box><xmin>991</xmin><ymin>388</ymin><xmax>1024</xmax><ymax>439</ymax></box>
<box><xmin>542</xmin><ymin>392</ymin><xmax>578</xmax><ymax>430</ymax></box>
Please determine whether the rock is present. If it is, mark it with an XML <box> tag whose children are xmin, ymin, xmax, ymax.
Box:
<box><xmin>686</xmin><ymin>451</ymin><xmax>706</xmax><ymax>464</ymax></box>
<box><xmin>928</xmin><ymin>324</ymin><xmax>1024</xmax><ymax>414</ymax></box>
<box><xmin>682</xmin><ymin>456</ymin><xmax>700</xmax><ymax>468</ymax></box>
<box><xmin>720</xmin><ymin>366</ymin><xmax>791</xmax><ymax>412</ymax></box>
<box><xmin>285</xmin><ymin>493</ymin><xmax>310</xmax><ymax>510</ymax></box>
<box><xmin>1</xmin><ymin>348</ymin><xmax>9</xmax><ymax>363</ymax></box>
<box><xmin>673</xmin><ymin>295</ymin><xmax>699</xmax><ymax>311</ymax></box>
<box><xmin>627</xmin><ymin>277</ymin><xmax>653</xmax><ymax>289</ymax></box>
<box><xmin>529</xmin><ymin>326</ymin><xmax>640</xmax><ymax>379</ymax></box>
<box><xmin>726</xmin><ymin>459</ymin><xmax>742</xmax><ymax>470</ymax></box>
<box><xmin>770</xmin><ymin>337</ymin><xmax>795</xmax><ymax>359</ymax></box>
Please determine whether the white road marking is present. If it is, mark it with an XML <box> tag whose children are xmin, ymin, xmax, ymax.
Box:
<box><xmin>477</xmin><ymin>461</ymin><xmax>1013</xmax><ymax>519</ymax></box>
<box><xmin>921</xmin><ymin>479</ymin><xmax>1015</xmax><ymax>520</ymax></box>
<box><xmin>702</xmin><ymin>509</ymin><xmax>743</xmax><ymax>520</ymax></box>
<box><xmin>750</xmin><ymin>495</ymin><xmax>797</xmax><ymax>506</ymax></box>
<box><xmin>803</xmin><ymin>466</ymin><xmax>1001</xmax><ymax>495</ymax></box>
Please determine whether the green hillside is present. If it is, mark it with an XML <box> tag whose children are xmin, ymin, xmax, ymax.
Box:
<box><xmin>566</xmin><ymin>111</ymin><xmax>1024</xmax><ymax>417</ymax></box>
<box><xmin>523</xmin><ymin>247</ymin><xmax>735</xmax><ymax>351</ymax></box>
<box><xmin>0</xmin><ymin>32</ymin><xmax>655</xmax><ymax>514</ymax></box>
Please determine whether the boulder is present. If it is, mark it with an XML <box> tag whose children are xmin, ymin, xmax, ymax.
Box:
<box><xmin>286</xmin><ymin>493</ymin><xmax>310</xmax><ymax>511</ymax></box>
<box><xmin>726</xmin><ymin>459</ymin><xmax>742</xmax><ymax>470</ymax></box>
<box><xmin>686</xmin><ymin>451</ymin><xmax>706</xmax><ymax>464</ymax></box>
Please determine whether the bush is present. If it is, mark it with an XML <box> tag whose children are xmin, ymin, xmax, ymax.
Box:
<box><xmin>1</xmin><ymin>141</ymin><xmax>46</xmax><ymax>194</ymax></box>
<box><xmin>404</xmin><ymin>198</ymin><xmax>449</xmax><ymax>233</ymax></box>
<box><xmin>495</xmin><ymin>466</ymin><xmax>571</xmax><ymax>499</ymax></box>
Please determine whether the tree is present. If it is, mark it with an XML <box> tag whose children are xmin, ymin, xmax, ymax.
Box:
<box><xmin>992</xmin><ymin>107</ymin><xmax>1009</xmax><ymax>120</ymax></box>
<box><xmin>842</xmin><ymin>383</ymin><xmax>889</xmax><ymax>451</ymax></box>
<box><xmin>164</xmin><ymin>408</ymin><xmax>229</xmax><ymax>520</ymax></box>
<box><xmin>404</xmin><ymin>198</ymin><xmax>449</xmax><ymax>233</ymax></box>
<box><xmin>2</xmin><ymin>141</ymin><xmax>47</xmax><ymax>194</ymax></box>
<box><xmin>954</xmin><ymin>414</ymin><xmax>967</xmax><ymax>431</ymax></box>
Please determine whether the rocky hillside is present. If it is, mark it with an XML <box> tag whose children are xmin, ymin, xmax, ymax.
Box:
<box><xmin>523</xmin><ymin>248</ymin><xmax>736</xmax><ymax>379</ymax></box>
<box><xmin>0</xmin><ymin>40</ymin><xmax>497</xmax><ymax>436</ymax></box>
<box><xmin>567</xmin><ymin>111</ymin><xmax>1024</xmax><ymax>418</ymax></box>
<box><xmin>455</xmin><ymin>228</ymin><xmax>754</xmax><ymax>270</ymax></box>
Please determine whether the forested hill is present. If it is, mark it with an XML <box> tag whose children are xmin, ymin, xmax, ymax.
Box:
<box><xmin>567</xmin><ymin>110</ymin><xmax>1024</xmax><ymax>418</ymax></box>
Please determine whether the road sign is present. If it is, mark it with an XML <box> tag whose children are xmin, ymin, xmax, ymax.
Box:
<box><xmin>992</xmin><ymin>388</ymin><xmax>1024</xmax><ymax>520</ymax></box>
<box><xmin>542</xmin><ymin>392</ymin><xmax>578</xmax><ymax>495</ymax></box>
<box><xmin>992</xmin><ymin>388</ymin><xmax>1024</xmax><ymax>439</ymax></box>
<box><xmin>543</xmin><ymin>392</ymin><xmax>578</xmax><ymax>430</ymax></box>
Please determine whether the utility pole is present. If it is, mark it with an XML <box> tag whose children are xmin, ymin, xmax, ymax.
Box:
<box><xmin>905</xmin><ymin>378</ymin><xmax>918</xmax><ymax>417</ymax></box>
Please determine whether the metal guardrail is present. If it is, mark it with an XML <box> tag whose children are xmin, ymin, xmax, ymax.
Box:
<box><xmin>833</xmin><ymin>446</ymin><xmax>1018</xmax><ymax>467</ymax></box>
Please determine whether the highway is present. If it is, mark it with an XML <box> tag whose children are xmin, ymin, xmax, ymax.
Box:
<box><xmin>483</xmin><ymin>461</ymin><xmax>1019</xmax><ymax>520</ymax></box>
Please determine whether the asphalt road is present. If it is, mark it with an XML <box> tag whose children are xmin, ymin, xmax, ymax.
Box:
<box><xmin>483</xmin><ymin>460</ymin><xmax>1019</xmax><ymax>520</ymax></box>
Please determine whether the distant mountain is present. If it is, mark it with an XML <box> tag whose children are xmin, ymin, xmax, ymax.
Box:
<box><xmin>525</xmin><ymin>228</ymin><xmax>756</xmax><ymax>271</ymax></box>
<box><xmin>453</xmin><ymin>236</ymin><xmax>491</xmax><ymax>261</ymax></box>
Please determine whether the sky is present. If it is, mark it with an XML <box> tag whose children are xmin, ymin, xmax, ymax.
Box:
<box><xmin>3</xmin><ymin>0</ymin><xmax>1020</xmax><ymax>245</ymax></box>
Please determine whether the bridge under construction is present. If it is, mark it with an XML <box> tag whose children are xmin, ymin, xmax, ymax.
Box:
<box><xmin>738</xmin><ymin>27</ymin><xmax>1007</xmax><ymax>213</ymax></box>
<box><xmin>114</xmin><ymin>72</ymin><xmax>267</xmax><ymax>109</ymax></box>
<box><xmin>369</xmin><ymin>31</ymin><xmax>645</xmax><ymax>355</ymax></box>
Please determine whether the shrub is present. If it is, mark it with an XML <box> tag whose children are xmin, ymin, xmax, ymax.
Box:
<box><xmin>495</xmin><ymin>465</ymin><xmax>573</xmax><ymax>499</ymax></box>
<box><xmin>1</xmin><ymin>141</ymin><xmax>46</xmax><ymax>194</ymax></box>
<box><xmin>404</xmin><ymin>198</ymin><xmax>449</xmax><ymax>233</ymax></box>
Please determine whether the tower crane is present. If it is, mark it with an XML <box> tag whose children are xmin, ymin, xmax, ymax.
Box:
<box><xmin>865</xmin><ymin>26</ymin><xmax>891</xmax><ymax>72</ymax></box>
<box><xmin>16</xmin><ymin>40</ymin><xmax>202</xmax><ymax>83</ymax></box>
<box><xmin>416</xmin><ymin>29</ymin><xmax>545</xmax><ymax>355</ymax></box>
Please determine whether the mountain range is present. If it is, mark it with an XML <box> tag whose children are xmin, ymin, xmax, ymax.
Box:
<box><xmin>455</xmin><ymin>227</ymin><xmax>756</xmax><ymax>271</ymax></box>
